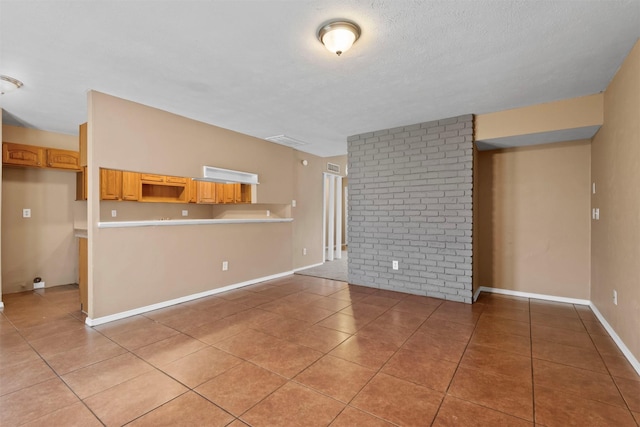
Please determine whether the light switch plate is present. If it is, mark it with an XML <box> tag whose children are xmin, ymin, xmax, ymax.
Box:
<box><xmin>23</xmin><ymin>208</ymin><xmax>31</xmax><ymax>218</ymax></box>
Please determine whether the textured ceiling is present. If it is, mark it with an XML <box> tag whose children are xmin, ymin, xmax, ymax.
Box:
<box><xmin>1</xmin><ymin>0</ymin><xmax>639</xmax><ymax>157</ymax></box>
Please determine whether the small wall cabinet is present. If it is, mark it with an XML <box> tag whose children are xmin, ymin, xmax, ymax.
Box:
<box><xmin>2</xmin><ymin>142</ymin><xmax>81</xmax><ymax>171</ymax></box>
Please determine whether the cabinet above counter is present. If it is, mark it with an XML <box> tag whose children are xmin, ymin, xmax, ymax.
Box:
<box><xmin>2</xmin><ymin>142</ymin><xmax>81</xmax><ymax>171</ymax></box>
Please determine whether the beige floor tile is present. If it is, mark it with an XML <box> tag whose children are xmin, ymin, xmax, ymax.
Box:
<box><xmin>161</xmin><ymin>346</ymin><xmax>242</xmax><ymax>388</ymax></box>
<box><xmin>84</xmin><ymin>370</ymin><xmax>187</xmax><ymax>426</ymax></box>
<box><xmin>61</xmin><ymin>352</ymin><xmax>154</xmax><ymax>398</ymax></box>
<box><xmin>128</xmin><ymin>391</ymin><xmax>234</xmax><ymax>426</ymax></box>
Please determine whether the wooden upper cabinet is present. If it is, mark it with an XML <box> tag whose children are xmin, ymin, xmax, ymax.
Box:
<box><xmin>3</xmin><ymin>142</ymin><xmax>81</xmax><ymax>171</ymax></box>
<box><xmin>76</xmin><ymin>167</ymin><xmax>88</xmax><ymax>201</ymax></box>
<box><xmin>223</xmin><ymin>184</ymin><xmax>236</xmax><ymax>204</ymax></box>
<box><xmin>46</xmin><ymin>148</ymin><xmax>81</xmax><ymax>170</ymax></box>
<box><xmin>215</xmin><ymin>183</ymin><xmax>225</xmax><ymax>204</ymax></box>
<box><xmin>187</xmin><ymin>179</ymin><xmax>197</xmax><ymax>203</ymax></box>
<box><xmin>140</xmin><ymin>173</ymin><xmax>187</xmax><ymax>185</ymax></box>
<box><xmin>100</xmin><ymin>168</ymin><xmax>123</xmax><ymax>200</ymax></box>
<box><xmin>2</xmin><ymin>143</ymin><xmax>44</xmax><ymax>167</ymax></box>
<box><xmin>140</xmin><ymin>173</ymin><xmax>165</xmax><ymax>184</ymax></box>
<box><xmin>240</xmin><ymin>184</ymin><xmax>252</xmax><ymax>203</ymax></box>
<box><xmin>166</xmin><ymin>176</ymin><xmax>187</xmax><ymax>185</ymax></box>
<box><xmin>196</xmin><ymin>181</ymin><xmax>217</xmax><ymax>204</ymax></box>
<box><xmin>122</xmin><ymin>171</ymin><xmax>140</xmax><ymax>201</ymax></box>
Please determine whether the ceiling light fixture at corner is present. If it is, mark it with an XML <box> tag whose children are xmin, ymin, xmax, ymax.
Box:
<box><xmin>318</xmin><ymin>20</ymin><xmax>361</xmax><ymax>56</ymax></box>
<box><xmin>1</xmin><ymin>75</ymin><xmax>24</xmax><ymax>95</ymax></box>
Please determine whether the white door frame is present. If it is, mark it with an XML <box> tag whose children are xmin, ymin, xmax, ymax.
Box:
<box><xmin>323</xmin><ymin>172</ymin><xmax>343</xmax><ymax>262</ymax></box>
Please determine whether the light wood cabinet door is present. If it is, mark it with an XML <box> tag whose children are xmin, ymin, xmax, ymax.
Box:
<box><xmin>240</xmin><ymin>184</ymin><xmax>252</xmax><ymax>203</ymax></box>
<box><xmin>140</xmin><ymin>173</ymin><xmax>165</xmax><ymax>183</ymax></box>
<box><xmin>223</xmin><ymin>184</ymin><xmax>236</xmax><ymax>203</ymax></box>
<box><xmin>187</xmin><ymin>179</ymin><xmax>197</xmax><ymax>203</ymax></box>
<box><xmin>46</xmin><ymin>148</ymin><xmax>81</xmax><ymax>170</ymax></box>
<box><xmin>78</xmin><ymin>237</ymin><xmax>88</xmax><ymax>313</ymax></box>
<box><xmin>100</xmin><ymin>168</ymin><xmax>122</xmax><ymax>200</ymax></box>
<box><xmin>215</xmin><ymin>183</ymin><xmax>225</xmax><ymax>204</ymax></box>
<box><xmin>76</xmin><ymin>167</ymin><xmax>87</xmax><ymax>201</ymax></box>
<box><xmin>2</xmin><ymin>142</ymin><xmax>44</xmax><ymax>167</ymax></box>
<box><xmin>122</xmin><ymin>171</ymin><xmax>140</xmax><ymax>201</ymax></box>
<box><xmin>166</xmin><ymin>176</ymin><xmax>187</xmax><ymax>184</ymax></box>
<box><xmin>197</xmin><ymin>181</ymin><xmax>217</xmax><ymax>204</ymax></box>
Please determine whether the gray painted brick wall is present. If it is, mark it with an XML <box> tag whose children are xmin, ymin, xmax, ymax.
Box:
<box><xmin>347</xmin><ymin>114</ymin><xmax>474</xmax><ymax>303</ymax></box>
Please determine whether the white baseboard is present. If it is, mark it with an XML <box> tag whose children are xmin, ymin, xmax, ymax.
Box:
<box><xmin>293</xmin><ymin>262</ymin><xmax>324</xmax><ymax>272</ymax></box>
<box><xmin>476</xmin><ymin>286</ymin><xmax>640</xmax><ymax>376</ymax></box>
<box><xmin>476</xmin><ymin>286</ymin><xmax>590</xmax><ymax>305</ymax></box>
<box><xmin>85</xmin><ymin>270</ymin><xmax>293</xmax><ymax>327</ymax></box>
<box><xmin>589</xmin><ymin>303</ymin><xmax>640</xmax><ymax>376</ymax></box>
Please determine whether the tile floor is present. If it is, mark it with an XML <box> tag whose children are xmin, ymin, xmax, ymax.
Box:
<box><xmin>1</xmin><ymin>277</ymin><xmax>639</xmax><ymax>426</ymax></box>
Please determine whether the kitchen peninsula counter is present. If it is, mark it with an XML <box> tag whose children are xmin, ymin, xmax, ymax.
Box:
<box><xmin>98</xmin><ymin>218</ymin><xmax>293</xmax><ymax>228</ymax></box>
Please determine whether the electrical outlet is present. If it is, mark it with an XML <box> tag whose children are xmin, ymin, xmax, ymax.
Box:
<box><xmin>266</xmin><ymin>210</ymin><xmax>270</xmax><ymax>217</ymax></box>
<box><xmin>303</xmin><ymin>248</ymin><xmax>307</xmax><ymax>255</ymax></box>
<box><xmin>292</xmin><ymin>200</ymin><xmax>297</xmax><ymax>207</ymax></box>
<box><xmin>392</xmin><ymin>260</ymin><xmax>399</xmax><ymax>270</ymax></box>
<box><xmin>613</xmin><ymin>290</ymin><xmax>618</xmax><ymax>305</ymax></box>
<box><xmin>222</xmin><ymin>261</ymin><xmax>228</xmax><ymax>271</ymax></box>
<box><xmin>33</xmin><ymin>281</ymin><xmax>45</xmax><ymax>290</ymax></box>
<box><xmin>23</xmin><ymin>208</ymin><xmax>31</xmax><ymax>218</ymax></box>
<box><xmin>182</xmin><ymin>210</ymin><xmax>188</xmax><ymax>217</ymax></box>
<box><xmin>111</xmin><ymin>210</ymin><xmax>117</xmax><ymax>218</ymax></box>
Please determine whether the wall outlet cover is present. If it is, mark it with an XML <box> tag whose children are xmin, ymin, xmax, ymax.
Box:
<box><xmin>33</xmin><ymin>281</ymin><xmax>45</xmax><ymax>289</ymax></box>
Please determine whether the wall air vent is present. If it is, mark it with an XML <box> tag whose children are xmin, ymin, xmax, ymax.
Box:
<box><xmin>327</xmin><ymin>162</ymin><xmax>341</xmax><ymax>174</ymax></box>
<box><xmin>265</xmin><ymin>134</ymin><xmax>310</xmax><ymax>148</ymax></box>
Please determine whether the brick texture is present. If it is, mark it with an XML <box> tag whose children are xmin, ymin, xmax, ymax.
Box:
<box><xmin>347</xmin><ymin>114</ymin><xmax>474</xmax><ymax>303</ymax></box>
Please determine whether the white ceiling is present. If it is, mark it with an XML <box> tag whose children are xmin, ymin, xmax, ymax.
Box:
<box><xmin>1</xmin><ymin>0</ymin><xmax>638</xmax><ymax>157</ymax></box>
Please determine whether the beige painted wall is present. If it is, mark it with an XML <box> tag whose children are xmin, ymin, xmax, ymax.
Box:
<box><xmin>1</xmin><ymin>125</ymin><xmax>79</xmax><ymax>294</ymax></box>
<box><xmin>477</xmin><ymin>140</ymin><xmax>591</xmax><ymax>299</ymax></box>
<box><xmin>476</xmin><ymin>93</ymin><xmax>603</xmax><ymax>141</ymax></box>
<box><xmin>472</xmin><ymin>141</ymin><xmax>479</xmax><ymax>296</ymax></box>
<box><xmin>87</xmin><ymin>91</ymin><xmax>322</xmax><ymax>318</ymax></box>
<box><xmin>591</xmin><ymin>40</ymin><xmax>640</xmax><ymax>361</ymax></box>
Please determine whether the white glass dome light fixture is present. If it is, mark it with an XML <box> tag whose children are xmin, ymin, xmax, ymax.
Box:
<box><xmin>318</xmin><ymin>20</ymin><xmax>361</xmax><ymax>56</ymax></box>
<box><xmin>1</xmin><ymin>75</ymin><xmax>24</xmax><ymax>95</ymax></box>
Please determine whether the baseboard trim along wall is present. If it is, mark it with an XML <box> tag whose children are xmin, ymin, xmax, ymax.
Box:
<box><xmin>293</xmin><ymin>262</ymin><xmax>324</xmax><ymax>272</ymax></box>
<box><xmin>475</xmin><ymin>286</ymin><xmax>640</xmax><ymax>376</ymax></box>
<box><xmin>589</xmin><ymin>303</ymin><xmax>640</xmax><ymax>377</ymax></box>
<box><xmin>85</xmin><ymin>270</ymin><xmax>294</xmax><ymax>327</ymax></box>
<box><xmin>473</xmin><ymin>286</ymin><xmax>590</xmax><ymax>305</ymax></box>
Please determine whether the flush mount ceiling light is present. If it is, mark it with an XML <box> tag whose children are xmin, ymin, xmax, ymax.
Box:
<box><xmin>317</xmin><ymin>20</ymin><xmax>361</xmax><ymax>56</ymax></box>
<box><xmin>1</xmin><ymin>75</ymin><xmax>24</xmax><ymax>95</ymax></box>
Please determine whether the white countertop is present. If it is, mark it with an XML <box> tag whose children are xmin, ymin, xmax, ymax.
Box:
<box><xmin>97</xmin><ymin>218</ymin><xmax>293</xmax><ymax>228</ymax></box>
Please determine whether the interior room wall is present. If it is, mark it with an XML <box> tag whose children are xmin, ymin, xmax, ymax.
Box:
<box><xmin>292</xmin><ymin>151</ymin><xmax>325</xmax><ymax>270</ymax></box>
<box><xmin>591</xmin><ymin>40</ymin><xmax>640</xmax><ymax>362</ymax></box>
<box><xmin>476</xmin><ymin>93</ymin><xmax>603</xmax><ymax>140</ymax></box>
<box><xmin>477</xmin><ymin>140</ymin><xmax>591</xmax><ymax>299</ymax></box>
<box><xmin>87</xmin><ymin>91</ymin><xmax>319</xmax><ymax>319</ymax></box>
<box><xmin>1</xmin><ymin>126</ymin><xmax>79</xmax><ymax>293</ymax></box>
